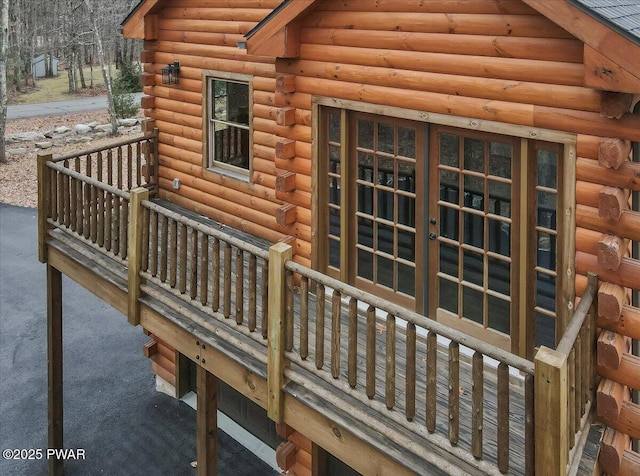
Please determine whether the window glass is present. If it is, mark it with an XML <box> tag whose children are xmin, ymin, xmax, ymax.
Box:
<box><xmin>208</xmin><ymin>77</ymin><xmax>251</xmax><ymax>173</ymax></box>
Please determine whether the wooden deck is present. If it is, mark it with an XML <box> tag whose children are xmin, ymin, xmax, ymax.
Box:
<box><xmin>37</xmin><ymin>145</ymin><xmax>601</xmax><ymax>475</ymax></box>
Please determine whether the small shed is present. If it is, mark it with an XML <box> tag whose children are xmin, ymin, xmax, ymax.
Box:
<box><xmin>31</xmin><ymin>54</ymin><xmax>58</xmax><ymax>78</ymax></box>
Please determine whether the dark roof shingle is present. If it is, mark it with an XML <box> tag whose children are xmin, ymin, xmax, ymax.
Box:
<box><xmin>570</xmin><ymin>0</ymin><xmax>640</xmax><ymax>45</ymax></box>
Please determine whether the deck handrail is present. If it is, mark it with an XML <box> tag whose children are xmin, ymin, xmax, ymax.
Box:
<box><xmin>285</xmin><ymin>259</ymin><xmax>534</xmax><ymax>374</ymax></box>
<box><xmin>46</xmin><ymin>161</ymin><xmax>132</xmax><ymax>199</ymax></box>
<box><xmin>556</xmin><ymin>272</ymin><xmax>598</xmax><ymax>356</ymax></box>
<box><xmin>50</xmin><ymin>131</ymin><xmax>157</xmax><ymax>163</ymax></box>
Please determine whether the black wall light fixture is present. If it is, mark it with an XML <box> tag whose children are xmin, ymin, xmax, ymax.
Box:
<box><xmin>162</xmin><ymin>61</ymin><xmax>180</xmax><ymax>85</ymax></box>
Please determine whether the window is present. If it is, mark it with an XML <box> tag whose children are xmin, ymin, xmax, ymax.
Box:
<box><xmin>316</xmin><ymin>101</ymin><xmax>574</xmax><ymax>356</ymax></box>
<box><xmin>205</xmin><ymin>74</ymin><xmax>252</xmax><ymax>176</ymax></box>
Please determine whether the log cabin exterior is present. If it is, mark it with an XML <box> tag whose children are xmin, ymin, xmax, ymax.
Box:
<box><xmin>37</xmin><ymin>1</ymin><xmax>640</xmax><ymax>475</ymax></box>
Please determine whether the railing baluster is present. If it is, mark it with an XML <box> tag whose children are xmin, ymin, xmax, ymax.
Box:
<box><xmin>189</xmin><ymin>228</ymin><xmax>198</xmax><ymax>300</ymax></box>
<box><xmin>169</xmin><ymin>220</ymin><xmax>177</xmax><ymax>287</ymax></box>
<box><xmin>406</xmin><ymin>322</ymin><xmax>416</xmax><ymax>421</ymax></box>
<box><xmin>568</xmin><ymin>348</ymin><xmax>576</xmax><ymax>449</ymax></box>
<box><xmin>525</xmin><ymin>373</ymin><xmax>535</xmax><ymax>476</ymax></box>
<box><xmin>120</xmin><ymin>199</ymin><xmax>128</xmax><ymax>258</ymax></box>
<box><xmin>69</xmin><ymin>176</ymin><xmax>77</xmax><ymax>231</ymax></box>
<box><xmin>385</xmin><ymin>313</ymin><xmax>396</xmax><ymax>410</ymax></box>
<box><xmin>83</xmin><ymin>182</ymin><xmax>91</xmax><ymax>240</ymax></box>
<box><xmin>136</xmin><ymin>142</ymin><xmax>142</xmax><ymax>186</ymax></box>
<box><xmin>159</xmin><ymin>214</ymin><xmax>167</xmax><ymax>282</ymax></box>
<box><xmin>236</xmin><ymin>248</ymin><xmax>245</xmax><ymax>325</ymax></box>
<box><xmin>91</xmin><ymin>181</ymin><xmax>98</xmax><ymax>243</ymax></box>
<box><xmin>315</xmin><ymin>284</ymin><xmax>325</xmax><ymax>370</ymax></box>
<box><xmin>261</xmin><ymin>260</ymin><xmax>269</xmax><ymax>339</ymax></box>
<box><xmin>211</xmin><ymin>238</ymin><xmax>220</xmax><ymax>312</ymax></box>
<box><xmin>141</xmin><ymin>207</ymin><xmax>149</xmax><ymax>272</ymax></box>
<box><xmin>472</xmin><ymin>351</ymin><xmax>483</xmax><ymax>459</ymax></box>
<box><xmin>299</xmin><ymin>276</ymin><xmax>309</xmax><ymax>359</ymax></box>
<box><xmin>426</xmin><ymin>330</ymin><xmax>437</xmax><ymax>433</ymax></box>
<box><xmin>113</xmin><ymin>195</ymin><xmax>120</xmax><ymax>254</ymax></box>
<box><xmin>223</xmin><ymin>242</ymin><xmax>231</xmax><ymax>318</ymax></box>
<box><xmin>51</xmin><ymin>168</ymin><xmax>58</xmax><ymax>221</ymax></box>
<box><xmin>199</xmin><ymin>233</ymin><xmax>208</xmax><ymax>305</ymax></box>
<box><xmin>150</xmin><ymin>211</ymin><xmax>158</xmax><ymax>276</ymax></box>
<box><xmin>248</xmin><ymin>254</ymin><xmax>257</xmax><ymax>331</ymax></box>
<box><xmin>105</xmin><ymin>192</ymin><xmax>112</xmax><ymax>251</ymax></box>
<box><xmin>62</xmin><ymin>161</ymin><xmax>70</xmax><ymax>226</ymax></box>
<box><xmin>127</xmin><ymin>144</ymin><xmax>133</xmax><ymax>190</ymax></box>
<box><xmin>449</xmin><ymin>341</ymin><xmax>460</xmax><ymax>446</ymax></box>
<box><xmin>331</xmin><ymin>290</ymin><xmax>341</xmax><ymax>379</ymax></box>
<box><xmin>497</xmin><ymin>362</ymin><xmax>510</xmax><ymax>474</ymax></box>
<box><xmin>107</xmin><ymin>150</ymin><xmax>113</xmax><ymax>186</ymax></box>
<box><xmin>285</xmin><ymin>269</ymin><xmax>293</xmax><ymax>348</ymax></box>
<box><xmin>366</xmin><ymin>305</ymin><xmax>375</xmax><ymax>399</ymax></box>
<box><xmin>347</xmin><ymin>297</ymin><xmax>357</xmax><ymax>388</ymax></box>
<box><xmin>178</xmin><ymin>223</ymin><xmax>187</xmax><ymax>293</ymax></box>
<box><xmin>117</xmin><ymin>147</ymin><xmax>123</xmax><ymax>190</ymax></box>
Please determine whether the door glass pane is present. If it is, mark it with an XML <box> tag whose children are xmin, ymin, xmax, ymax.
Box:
<box><xmin>377</xmin><ymin>123</ymin><xmax>394</xmax><ymax>154</ymax></box>
<box><xmin>488</xmin><ymin>181</ymin><xmax>511</xmax><ymax>217</ymax></box>
<box><xmin>398</xmin><ymin>229</ymin><xmax>415</xmax><ymax>261</ymax></box>
<box><xmin>398</xmin><ymin>195</ymin><xmax>415</xmax><ymax>227</ymax></box>
<box><xmin>377</xmin><ymin>189</ymin><xmax>394</xmax><ymax>220</ymax></box>
<box><xmin>464</xmin><ymin>176</ymin><xmax>484</xmax><ymax>210</ymax></box>
<box><xmin>536</xmin><ymin>272</ymin><xmax>556</xmax><ymax>313</ymax></box>
<box><xmin>439</xmin><ymin>206</ymin><xmax>458</xmax><ymax>241</ymax></box>
<box><xmin>488</xmin><ymin>295</ymin><xmax>510</xmax><ymax>335</ymax></box>
<box><xmin>358</xmin><ymin>120</ymin><xmax>374</xmax><ymax>149</ymax></box>
<box><xmin>463</xmin><ymin>211</ymin><xmax>483</xmax><ymax>248</ymax></box>
<box><xmin>358</xmin><ymin>249</ymin><xmax>373</xmax><ymax>281</ymax></box>
<box><xmin>398</xmin><ymin>127</ymin><xmax>416</xmax><ymax>158</ymax></box>
<box><xmin>398</xmin><ymin>263</ymin><xmax>415</xmax><ymax>296</ymax></box>
<box><xmin>464</xmin><ymin>137</ymin><xmax>484</xmax><ymax>173</ymax></box>
<box><xmin>439</xmin><ymin>278</ymin><xmax>458</xmax><ymax>314</ymax></box>
<box><xmin>377</xmin><ymin>157</ymin><xmax>394</xmax><ymax>187</ymax></box>
<box><xmin>440</xmin><ymin>170</ymin><xmax>459</xmax><ymax>200</ymax></box>
<box><xmin>378</xmin><ymin>223</ymin><xmax>394</xmax><ymax>255</ymax></box>
<box><xmin>489</xmin><ymin>142</ymin><xmax>511</xmax><ymax>179</ymax></box>
<box><xmin>463</xmin><ymin>286</ymin><xmax>483</xmax><ymax>324</ymax></box>
<box><xmin>357</xmin><ymin>184</ymin><xmax>373</xmax><ymax>213</ymax></box>
<box><xmin>329</xmin><ymin>239</ymin><xmax>340</xmax><ymax>268</ymax></box>
<box><xmin>377</xmin><ymin>256</ymin><xmax>394</xmax><ymax>288</ymax></box>
<box><xmin>439</xmin><ymin>243</ymin><xmax>459</xmax><ymax>278</ymax></box>
<box><xmin>463</xmin><ymin>249</ymin><xmax>483</xmax><ymax>286</ymax></box>
<box><xmin>488</xmin><ymin>257</ymin><xmax>510</xmax><ymax>295</ymax></box>
<box><xmin>488</xmin><ymin>219</ymin><xmax>510</xmax><ymax>256</ymax></box>
<box><xmin>440</xmin><ymin>133</ymin><xmax>459</xmax><ymax>168</ymax></box>
<box><xmin>535</xmin><ymin>312</ymin><xmax>555</xmax><ymax>348</ymax></box>
<box><xmin>357</xmin><ymin>217</ymin><xmax>373</xmax><ymax>247</ymax></box>
<box><xmin>537</xmin><ymin>150</ymin><xmax>557</xmax><ymax>189</ymax></box>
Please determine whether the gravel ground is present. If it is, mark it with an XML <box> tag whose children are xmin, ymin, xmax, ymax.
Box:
<box><xmin>2</xmin><ymin>111</ymin><xmax>143</xmax><ymax>207</ymax></box>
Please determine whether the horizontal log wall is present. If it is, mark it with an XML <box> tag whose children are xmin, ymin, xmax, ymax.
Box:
<box><xmin>140</xmin><ymin>0</ymin><xmax>640</xmax><ymax>465</ymax></box>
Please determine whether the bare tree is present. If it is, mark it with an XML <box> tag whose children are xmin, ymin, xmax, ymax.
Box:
<box><xmin>1</xmin><ymin>0</ymin><xmax>9</xmax><ymax>164</ymax></box>
<box><xmin>84</xmin><ymin>0</ymin><xmax>118</xmax><ymax>134</ymax></box>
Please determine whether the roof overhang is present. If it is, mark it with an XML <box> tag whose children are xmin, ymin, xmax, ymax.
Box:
<box><xmin>242</xmin><ymin>0</ymin><xmax>318</xmax><ymax>58</ymax></box>
<box><xmin>522</xmin><ymin>0</ymin><xmax>640</xmax><ymax>93</ymax></box>
<box><xmin>121</xmin><ymin>0</ymin><xmax>164</xmax><ymax>40</ymax></box>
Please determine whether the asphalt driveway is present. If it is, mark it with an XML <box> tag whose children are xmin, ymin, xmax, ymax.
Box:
<box><xmin>0</xmin><ymin>204</ymin><xmax>276</xmax><ymax>475</ymax></box>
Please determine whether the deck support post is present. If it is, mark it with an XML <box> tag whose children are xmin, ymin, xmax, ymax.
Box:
<box><xmin>196</xmin><ymin>365</ymin><xmax>218</xmax><ymax>476</ymax></box>
<box><xmin>128</xmin><ymin>187</ymin><xmax>149</xmax><ymax>325</ymax></box>
<box><xmin>47</xmin><ymin>264</ymin><xmax>63</xmax><ymax>476</ymax></box>
<box><xmin>38</xmin><ymin>153</ymin><xmax>53</xmax><ymax>263</ymax></box>
<box><xmin>267</xmin><ymin>242</ymin><xmax>292</xmax><ymax>422</ymax></box>
<box><xmin>534</xmin><ymin>346</ymin><xmax>568</xmax><ymax>476</ymax></box>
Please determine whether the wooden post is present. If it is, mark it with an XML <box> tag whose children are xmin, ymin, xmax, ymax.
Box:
<box><xmin>127</xmin><ymin>187</ymin><xmax>149</xmax><ymax>325</ymax></box>
<box><xmin>47</xmin><ymin>264</ymin><xmax>63</xmax><ymax>476</ymax></box>
<box><xmin>38</xmin><ymin>153</ymin><xmax>53</xmax><ymax>263</ymax></box>
<box><xmin>267</xmin><ymin>242</ymin><xmax>292</xmax><ymax>422</ymax></box>
<box><xmin>534</xmin><ymin>347</ymin><xmax>568</xmax><ymax>476</ymax></box>
<box><xmin>196</xmin><ymin>365</ymin><xmax>218</xmax><ymax>476</ymax></box>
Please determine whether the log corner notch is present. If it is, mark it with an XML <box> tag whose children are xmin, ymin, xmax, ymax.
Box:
<box><xmin>598</xmin><ymin>138</ymin><xmax>631</xmax><ymax>169</ymax></box>
<box><xmin>599</xmin><ymin>186</ymin><xmax>629</xmax><ymax>221</ymax></box>
<box><xmin>598</xmin><ymin>281</ymin><xmax>626</xmax><ymax>322</ymax></box>
<box><xmin>597</xmin><ymin>234</ymin><xmax>628</xmax><ymax>271</ymax></box>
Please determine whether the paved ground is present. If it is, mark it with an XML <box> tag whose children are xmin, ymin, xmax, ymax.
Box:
<box><xmin>7</xmin><ymin>93</ymin><xmax>144</xmax><ymax>119</ymax></box>
<box><xmin>0</xmin><ymin>204</ymin><xmax>276</xmax><ymax>475</ymax></box>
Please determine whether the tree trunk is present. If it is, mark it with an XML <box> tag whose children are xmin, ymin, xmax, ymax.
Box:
<box><xmin>84</xmin><ymin>0</ymin><xmax>117</xmax><ymax>135</ymax></box>
<box><xmin>0</xmin><ymin>0</ymin><xmax>8</xmax><ymax>164</ymax></box>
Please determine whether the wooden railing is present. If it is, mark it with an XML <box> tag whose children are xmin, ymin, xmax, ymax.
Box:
<box><xmin>534</xmin><ymin>272</ymin><xmax>598</xmax><ymax>476</ymax></box>
<box><xmin>37</xmin><ymin>132</ymin><xmax>158</xmax><ymax>265</ymax></box>
<box><xmin>268</xmin><ymin>246</ymin><xmax>536</xmax><ymax>474</ymax></box>
<box><xmin>37</xmin><ymin>153</ymin><xmax>599</xmax><ymax>475</ymax></box>
<box><xmin>129</xmin><ymin>194</ymin><xmax>270</xmax><ymax>349</ymax></box>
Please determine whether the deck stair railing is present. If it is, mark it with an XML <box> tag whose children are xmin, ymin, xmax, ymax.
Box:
<box><xmin>37</xmin><ymin>145</ymin><xmax>598</xmax><ymax>475</ymax></box>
